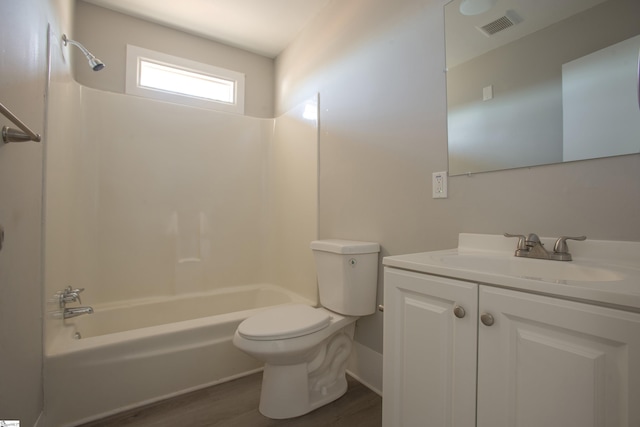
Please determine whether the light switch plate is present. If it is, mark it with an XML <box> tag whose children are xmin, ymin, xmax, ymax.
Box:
<box><xmin>432</xmin><ymin>171</ymin><xmax>448</xmax><ymax>198</ymax></box>
<box><xmin>483</xmin><ymin>85</ymin><xmax>493</xmax><ymax>101</ymax></box>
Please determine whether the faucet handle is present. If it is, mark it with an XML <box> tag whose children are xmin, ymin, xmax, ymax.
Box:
<box><xmin>504</xmin><ymin>233</ymin><xmax>527</xmax><ymax>250</ymax></box>
<box><xmin>60</xmin><ymin>293</ymin><xmax>81</xmax><ymax>305</ymax></box>
<box><xmin>553</xmin><ymin>235</ymin><xmax>587</xmax><ymax>254</ymax></box>
<box><xmin>58</xmin><ymin>287</ymin><xmax>86</xmax><ymax>307</ymax></box>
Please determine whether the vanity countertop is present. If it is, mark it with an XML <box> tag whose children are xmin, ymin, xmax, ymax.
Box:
<box><xmin>383</xmin><ymin>233</ymin><xmax>640</xmax><ymax>311</ymax></box>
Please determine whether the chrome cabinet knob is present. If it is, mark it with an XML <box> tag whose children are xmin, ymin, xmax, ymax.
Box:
<box><xmin>480</xmin><ymin>313</ymin><xmax>494</xmax><ymax>326</ymax></box>
<box><xmin>453</xmin><ymin>305</ymin><xmax>466</xmax><ymax>318</ymax></box>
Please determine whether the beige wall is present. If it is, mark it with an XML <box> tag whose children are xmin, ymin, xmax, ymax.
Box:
<box><xmin>276</xmin><ymin>0</ymin><xmax>640</xmax><ymax>354</ymax></box>
<box><xmin>72</xmin><ymin>1</ymin><xmax>275</xmax><ymax>118</ymax></box>
<box><xmin>0</xmin><ymin>0</ymin><xmax>76</xmax><ymax>424</ymax></box>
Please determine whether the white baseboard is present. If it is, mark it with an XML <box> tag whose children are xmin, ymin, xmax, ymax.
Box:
<box><xmin>347</xmin><ymin>341</ymin><xmax>382</xmax><ymax>396</ymax></box>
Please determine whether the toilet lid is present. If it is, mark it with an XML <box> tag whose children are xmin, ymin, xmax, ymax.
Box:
<box><xmin>237</xmin><ymin>304</ymin><xmax>331</xmax><ymax>340</ymax></box>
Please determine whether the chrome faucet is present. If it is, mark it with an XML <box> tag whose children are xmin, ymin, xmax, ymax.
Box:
<box><xmin>63</xmin><ymin>306</ymin><xmax>94</xmax><ymax>319</ymax></box>
<box><xmin>56</xmin><ymin>286</ymin><xmax>94</xmax><ymax>319</ymax></box>
<box><xmin>58</xmin><ymin>286</ymin><xmax>85</xmax><ymax>306</ymax></box>
<box><xmin>504</xmin><ymin>233</ymin><xmax>586</xmax><ymax>261</ymax></box>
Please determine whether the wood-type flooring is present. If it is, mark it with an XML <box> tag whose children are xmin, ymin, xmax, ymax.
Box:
<box><xmin>79</xmin><ymin>372</ymin><xmax>382</xmax><ymax>427</ymax></box>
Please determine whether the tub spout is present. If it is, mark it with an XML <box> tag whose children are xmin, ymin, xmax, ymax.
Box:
<box><xmin>63</xmin><ymin>306</ymin><xmax>94</xmax><ymax>319</ymax></box>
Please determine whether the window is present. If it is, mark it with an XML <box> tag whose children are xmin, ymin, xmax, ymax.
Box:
<box><xmin>126</xmin><ymin>45</ymin><xmax>245</xmax><ymax>114</ymax></box>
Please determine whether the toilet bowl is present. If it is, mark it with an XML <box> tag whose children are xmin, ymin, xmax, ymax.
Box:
<box><xmin>233</xmin><ymin>304</ymin><xmax>357</xmax><ymax>419</ymax></box>
<box><xmin>232</xmin><ymin>239</ymin><xmax>380</xmax><ymax>419</ymax></box>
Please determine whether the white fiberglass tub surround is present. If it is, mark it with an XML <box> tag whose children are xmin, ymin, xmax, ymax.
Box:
<box><xmin>45</xmin><ymin>284</ymin><xmax>313</xmax><ymax>427</ymax></box>
<box><xmin>44</xmin><ymin>84</ymin><xmax>319</xmax><ymax>317</ymax></box>
<box><xmin>43</xmin><ymin>81</ymin><xmax>320</xmax><ymax>427</ymax></box>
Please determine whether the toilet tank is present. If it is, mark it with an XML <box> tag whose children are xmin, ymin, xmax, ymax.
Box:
<box><xmin>310</xmin><ymin>240</ymin><xmax>380</xmax><ymax>316</ymax></box>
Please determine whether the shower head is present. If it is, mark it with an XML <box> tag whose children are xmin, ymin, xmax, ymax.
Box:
<box><xmin>62</xmin><ymin>34</ymin><xmax>105</xmax><ymax>71</ymax></box>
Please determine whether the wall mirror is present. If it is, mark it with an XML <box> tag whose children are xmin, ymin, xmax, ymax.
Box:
<box><xmin>445</xmin><ymin>0</ymin><xmax>640</xmax><ymax>176</ymax></box>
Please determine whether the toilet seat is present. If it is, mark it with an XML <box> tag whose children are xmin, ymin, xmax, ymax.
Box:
<box><xmin>237</xmin><ymin>304</ymin><xmax>331</xmax><ymax>341</ymax></box>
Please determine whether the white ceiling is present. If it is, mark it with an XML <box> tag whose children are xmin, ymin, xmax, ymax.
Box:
<box><xmin>82</xmin><ymin>0</ymin><xmax>331</xmax><ymax>58</ymax></box>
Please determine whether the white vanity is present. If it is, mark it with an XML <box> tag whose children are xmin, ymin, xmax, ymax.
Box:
<box><xmin>382</xmin><ymin>233</ymin><xmax>640</xmax><ymax>427</ymax></box>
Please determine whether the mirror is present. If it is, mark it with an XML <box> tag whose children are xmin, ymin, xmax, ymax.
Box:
<box><xmin>445</xmin><ymin>0</ymin><xmax>640</xmax><ymax>176</ymax></box>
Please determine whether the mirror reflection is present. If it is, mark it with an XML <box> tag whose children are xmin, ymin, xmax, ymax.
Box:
<box><xmin>445</xmin><ymin>0</ymin><xmax>640</xmax><ymax>175</ymax></box>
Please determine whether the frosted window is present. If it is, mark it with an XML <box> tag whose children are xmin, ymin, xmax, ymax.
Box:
<box><xmin>139</xmin><ymin>60</ymin><xmax>235</xmax><ymax>104</ymax></box>
<box><xmin>126</xmin><ymin>45</ymin><xmax>245</xmax><ymax>114</ymax></box>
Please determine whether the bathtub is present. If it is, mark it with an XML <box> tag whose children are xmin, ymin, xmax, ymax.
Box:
<box><xmin>43</xmin><ymin>284</ymin><xmax>314</xmax><ymax>427</ymax></box>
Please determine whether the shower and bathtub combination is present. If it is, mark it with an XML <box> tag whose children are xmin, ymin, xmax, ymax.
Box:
<box><xmin>45</xmin><ymin>284</ymin><xmax>314</xmax><ymax>426</ymax></box>
<box><xmin>43</xmin><ymin>34</ymin><xmax>322</xmax><ymax>425</ymax></box>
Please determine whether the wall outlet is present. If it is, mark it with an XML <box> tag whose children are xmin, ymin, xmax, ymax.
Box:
<box><xmin>432</xmin><ymin>171</ymin><xmax>448</xmax><ymax>198</ymax></box>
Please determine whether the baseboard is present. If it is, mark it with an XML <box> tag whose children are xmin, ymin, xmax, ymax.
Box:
<box><xmin>346</xmin><ymin>341</ymin><xmax>382</xmax><ymax>396</ymax></box>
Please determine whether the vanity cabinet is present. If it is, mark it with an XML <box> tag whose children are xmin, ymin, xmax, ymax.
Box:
<box><xmin>383</xmin><ymin>267</ymin><xmax>640</xmax><ymax>427</ymax></box>
<box><xmin>382</xmin><ymin>268</ymin><xmax>477</xmax><ymax>427</ymax></box>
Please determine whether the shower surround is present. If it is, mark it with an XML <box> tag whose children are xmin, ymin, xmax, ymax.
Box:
<box><xmin>43</xmin><ymin>74</ymin><xmax>319</xmax><ymax>425</ymax></box>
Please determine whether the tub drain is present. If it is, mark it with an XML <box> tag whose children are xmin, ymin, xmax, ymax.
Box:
<box><xmin>73</xmin><ymin>332</ymin><xmax>82</xmax><ymax>340</ymax></box>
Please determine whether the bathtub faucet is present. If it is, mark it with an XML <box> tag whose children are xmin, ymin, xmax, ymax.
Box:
<box><xmin>56</xmin><ymin>286</ymin><xmax>94</xmax><ymax>319</ymax></box>
<box><xmin>63</xmin><ymin>306</ymin><xmax>94</xmax><ymax>319</ymax></box>
<box><xmin>58</xmin><ymin>286</ymin><xmax>85</xmax><ymax>307</ymax></box>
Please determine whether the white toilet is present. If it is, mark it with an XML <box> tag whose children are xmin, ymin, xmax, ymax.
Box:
<box><xmin>232</xmin><ymin>239</ymin><xmax>380</xmax><ymax>419</ymax></box>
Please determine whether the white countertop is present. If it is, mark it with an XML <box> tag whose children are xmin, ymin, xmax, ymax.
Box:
<box><xmin>383</xmin><ymin>233</ymin><xmax>640</xmax><ymax>311</ymax></box>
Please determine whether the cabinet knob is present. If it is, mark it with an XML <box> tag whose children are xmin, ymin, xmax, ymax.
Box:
<box><xmin>453</xmin><ymin>305</ymin><xmax>466</xmax><ymax>318</ymax></box>
<box><xmin>480</xmin><ymin>313</ymin><xmax>495</xmax><ymax>326</ymax></box>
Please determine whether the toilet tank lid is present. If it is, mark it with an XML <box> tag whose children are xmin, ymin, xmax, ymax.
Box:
<box><xmin>310</xmin><ymin>239</ymin><xmax>380</xmax><ymax>254</ymax></box>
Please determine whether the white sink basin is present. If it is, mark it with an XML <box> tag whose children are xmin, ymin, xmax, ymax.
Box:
<box><xmin>433</xmin><ymin>253</ymin><xmax>624</xmax><ymax>283</ymax></box>
<box><xmin>383</xmin><ymin>234</ymin><xmax>640</xmax><ymax>309</ymax></box>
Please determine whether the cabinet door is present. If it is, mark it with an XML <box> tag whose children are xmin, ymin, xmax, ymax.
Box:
<box><xmin>477</xmin><ymin>286</ymin><xmax>640</xmax><ymax>427</ymax></box>
<box><xmin>383</xmin><ymin>268</ymin><xmax>477</xmax><ymax>427</ymax></box>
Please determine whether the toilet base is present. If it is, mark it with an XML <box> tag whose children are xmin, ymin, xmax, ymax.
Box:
<box><xmin>259</xmin><ymin>363</ymin><xmax>348</xmax><ymax>419</ymax></box>
<box><xmin>258</xmin><ymin>327</ymin><xmax>354</xmax><ymax>419</ymax></box>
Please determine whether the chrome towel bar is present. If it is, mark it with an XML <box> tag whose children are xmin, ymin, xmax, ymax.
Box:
<box><xmin>1</xmin><ymin>101</ymin><xmax>41</xmax><ymax>143</ymax></box>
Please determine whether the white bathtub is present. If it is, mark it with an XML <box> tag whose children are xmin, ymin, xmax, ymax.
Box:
<box><xmin>43</xmin><ymin>284</ymin><xmax>313</xmax><ymax>427</ymax></box>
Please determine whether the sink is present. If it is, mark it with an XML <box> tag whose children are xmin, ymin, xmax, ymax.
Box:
<box><xmin>433</xmin><ymin>253</ymin><xmax>624</xmax><ymax>283</ymax></box>
<box><xmin>382</xmin><ymin>233</ymin><xmax>640</xmax><ymax>310</ymax></box>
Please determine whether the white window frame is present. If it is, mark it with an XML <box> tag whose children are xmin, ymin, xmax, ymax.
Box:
<box><xmin>125</xmin><ymin>45</ymin><xmax>245</xmax><ymax>114</ymax></box>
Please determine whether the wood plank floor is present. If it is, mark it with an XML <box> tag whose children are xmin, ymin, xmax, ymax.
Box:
<box><xmin>79</xmin><ymin>373</ymin><xmax>382</xmax><ymax>427</ymax></box>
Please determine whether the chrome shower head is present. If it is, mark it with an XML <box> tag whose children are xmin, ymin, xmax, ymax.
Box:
<box><xmin>62</xmin><ymin>34</ymin><xmax>105</xmax><ymax>71</ymax></box>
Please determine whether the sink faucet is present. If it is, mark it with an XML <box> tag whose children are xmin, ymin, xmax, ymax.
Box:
<box><xmin>63</xmin><ymin>306</ymin><xmax>94</xmax><ymax>319</ymax></box>
<box><xmin>505</xmin><ymin>233</ymin><xmax>586</xmax><ymax>261</ymax></box>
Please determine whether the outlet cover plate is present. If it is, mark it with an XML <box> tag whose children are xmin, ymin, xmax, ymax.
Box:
<box><xmin>432</xmin><ymin>171</ymin><xmax>448</xmax><ymax>198</ymax></box>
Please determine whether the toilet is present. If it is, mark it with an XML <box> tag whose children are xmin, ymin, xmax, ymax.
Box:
<box><xmin>232</xmin><ymin>239</ymin><xmax>380</xmax><ymax>419</ymax></box>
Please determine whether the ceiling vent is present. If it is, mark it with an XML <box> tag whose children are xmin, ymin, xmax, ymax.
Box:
<box><xmin>477</xmin><ymin>10</ymin><xmax>522</xmax><ymax>36</ymax></box>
